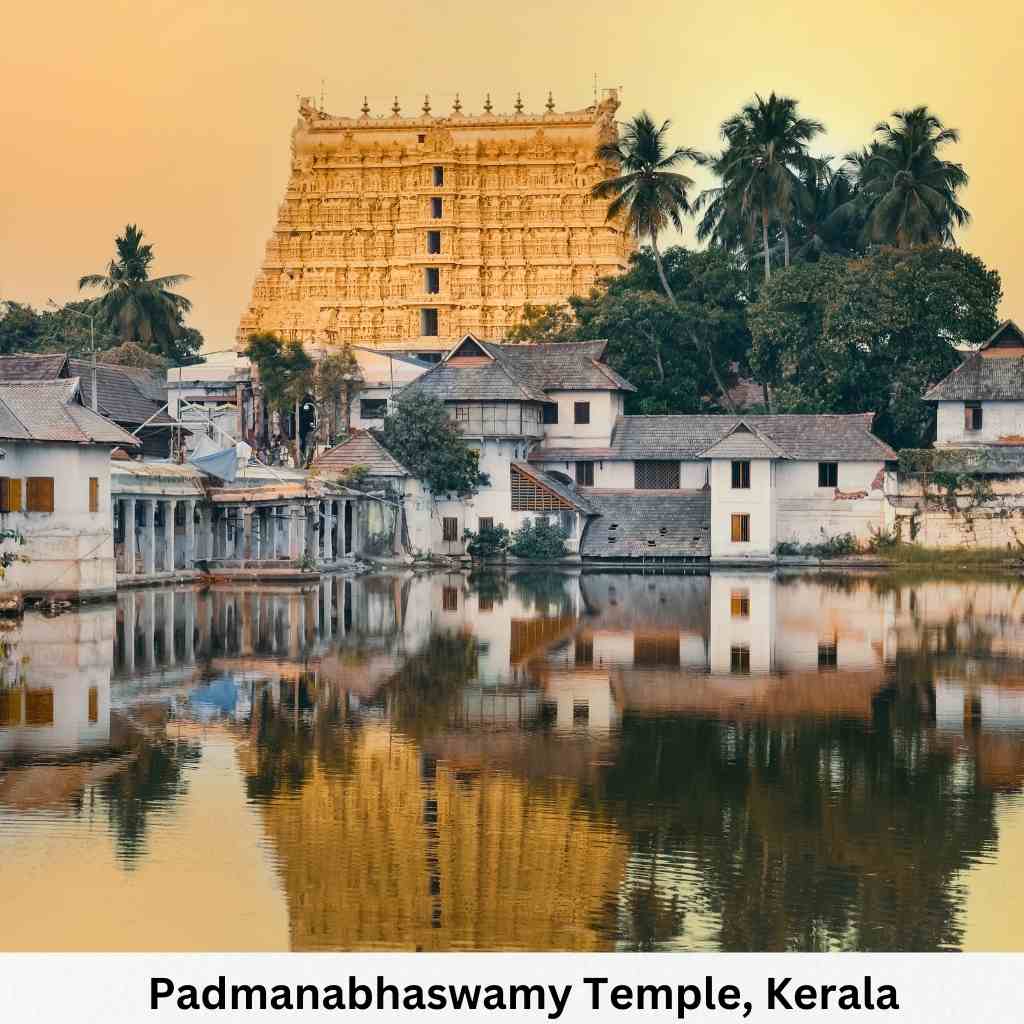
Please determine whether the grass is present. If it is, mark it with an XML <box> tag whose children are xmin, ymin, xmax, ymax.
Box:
<box><xmin>876</xmin><ymin>542</ymin><xmax>1024</xmax><ymax>566</ymax></box>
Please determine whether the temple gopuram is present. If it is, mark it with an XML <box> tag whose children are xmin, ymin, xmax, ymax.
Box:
<box><xmin>236</xmin><ymin>90</ymin><xmax>633</xmax><ymax>356</ymax></box>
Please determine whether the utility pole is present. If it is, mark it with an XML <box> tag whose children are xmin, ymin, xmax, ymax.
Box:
<box><xmin>48</xmin><ymin>298</ymin><xmax>99</xmax><ymax>412</ymax></box>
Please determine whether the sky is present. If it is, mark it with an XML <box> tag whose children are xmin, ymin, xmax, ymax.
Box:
<box><xmin>2</xmin><ymin>0</ymin><xmax>1022</xmax><ymax>351</ymax></box>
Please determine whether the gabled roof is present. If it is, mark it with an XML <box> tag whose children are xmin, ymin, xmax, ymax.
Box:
<box><xmin>0</xmin><ymin>352</ymin><xmax>173</xmax><ymax>426</ymax></box>
<box><xmin>598</xmin><ymin>414</ymin><xmax>896</xmax><ymax>461</ymax></box>
<box><xmin>924</xmin><ymin>354</ymin><xmax>1024</xmax><ymax>401</ymax></box>
<box><xmin>700</xmin><ymin>421</ymin><xmax>783</xmax><ymax>460</ymax></box>
<box><xmin>510</xmin><ymin>461</ymin><xmax>595</xmax><ymax>514</ymax></box>
<box><xmin>579</xmin><ymin>491</ymin><xmax>710</xmax><ymax>558</ymax></box>
<box><xmin>398</xmin><ymin>334</ymin><xmax>636</xmax><ymax>404</ymax></box>
<box><xmin>0</xmin><ymin>378</ymin><xmax>140</xmax><ymax>446</ymax></box>
<box><xmin>313</xmin><ymin>430</ymin><xmax>410</xmax><ymax>477</ymax></box>
<box><xmin>980</xmin><ymin>319</ymin><xmax>1024</xmax><ymax>351</ymax></box>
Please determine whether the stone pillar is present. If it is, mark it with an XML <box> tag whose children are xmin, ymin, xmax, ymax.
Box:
<box><xmin>184</xmin><ymin>499</ymin><xmax>196</xmax><ymax>567</ymax></box>
<box><xmin>142</xmin><ymin>500</ymin><xmax>156</xmax><ymax>576</ymax></box>
<box><xmin>123</xmin><ymin>497</ymin><xmax>137</xmax><ymax>575</ymax></box>
<box><xmin>242</xmin><ymin>509</ymin><xmax>254</xmax><ymax>562</ymax></box>
<box><xmin>306</xmin><ymin>503</ymin><xmax>318</xmax><ymax>562</ymax></box>
<box><xmin>323</xmin><ymin>575</ymin><xmax>333</xmax><ymax>637</ymax></box>
<box><xmin>287</xmin><ymin>505</ymin><xmax>303</xmax><ymax>560</ymax></box>
<box><xmin>324</xmin><ymin>501</ymin><xmax>335</xmax><ymax>563</ymax></box>
<box><xmin>142</xmin><ymin>591</ymin><xmax>156</xmax><ymax>670</ymax></box>
<box><xmin>164</xmin><ymin>499</ymin><xmax>176</xmax><ymax>572</ymax></box>
<box><xmin>163</xmin><ymin>590</ymin><xmax>175</xmax><ymax>666</ymax></box>
<box><xmin>184</xmin><ymin>591</ymin><xmax>196</xmax><ymax>663</ymax></box>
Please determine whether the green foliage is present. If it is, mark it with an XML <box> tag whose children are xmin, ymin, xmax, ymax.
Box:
<box><xmin>748</xmin><ymin>246</ymin><xmax>1001</xmax><ymax>448</ymax></box>
<box><xmin>508</xmin><ymin>518</ymin><xmax>569</xmax><ymax>560</ymax></box>
<box><xmin>505</xmin><ymin>303</ymin><xmax>577</xmax><ymax>343</ymax></box>
<box><xmin>379</xmin><ymin>394</ymin><xmax>486</xmax><ymax>497</ymax></box>
<box><xmin>463</xmin><ymin>523</ymin><xmax>510</xmax><ymax>560</ymax></box>
<box><xmin>245</xmin><ymin>332</ymin><xmax>316</xmax><ymax>465</ymax></box>
<box><xmin>77</xmin><ymin>224</ymin><xmax>201</xmax><ymax>365</ymax></box>
<box><xmin>97</xmin><ymin>341</ymin><xmax>169</xmax><ymax>369</ymax></box>
<box><xmin>776</xmin><ymin>533</ymin><xmax>860</xmax><ymax>557</ymax></box>
<box><xmin>316</xmin><ymin>345</ymin><xmax>362</xmax><ymax>441</ymax></box>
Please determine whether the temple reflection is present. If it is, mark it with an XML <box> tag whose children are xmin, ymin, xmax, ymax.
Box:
<box><xmin>3</xmin><ymin>569</ymin><xmax>1024</xmax><ymax>950</ymax></box>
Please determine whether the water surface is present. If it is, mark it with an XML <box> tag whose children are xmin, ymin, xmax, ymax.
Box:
<box><xmin>2</xmin><ymin>569</ymin><xmax>1024</xmax><ymax>951</ymax></box>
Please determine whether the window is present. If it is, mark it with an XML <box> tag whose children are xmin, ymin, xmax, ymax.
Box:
<box><xmin>559</xmin><ymin>509</ymin><xmax>576</xmax><ymax>535</ymax></box>
<box><xmin>455</xmin><ymin>405</ymin><xmax>470</xmax><ymax>421</ymax></box>
<box><xmin>635</xmin><ymin>461</ymin><xmax>680</xmax><ymax>489</ymax></box>
<box><xmin>542</xmin><ymin>402</ymin><xmax>558</xmax><ymax>424</ymax></box>
<box><xmin>88</xmin><ymin>686</ymin><xmax>98</xmax><ymax>724</ymax></box>
<box><xmin>442</xmin><ymin>517</ymin><xmax>459</xmax><ymax>542</ymax></box>
<box><xmin>421</xmin><ymin>308</ymin><xmax>439</xmax><ymax>336</ymax></box>
<box><xmin>573</xmin><ymin>401</ymin><xmax>590</xmax><ymax>424</ymax></box>
<box><xmin>731</xmin><ymin>460</ymin><xmax>751</xmax><ymax>489</ymax></box>
<box><xmin>730</xmin><ymin>590</ymin><xmax>750</xmax><ymax>618</ymax></box>
<box><xmin>26</xmin><ymin>477</ymin><xmax>54</xmax><ymax>513</ymax></box>
<box><xmin>634</xmin><ymin>633</ymin><xmax>681</xmax><ymax>667</ymax></box>
<box><xmin>573</xmin><ymin>701</ymin><xmax>590</xmax><ymax>725</ymax></box>
<box><xmin>731</xmin><ymin>513</ymin><xmax>750</xmax><ymax>543</ymax></box>
<box><xmin>478</xmin><ymin>516</ymin><xmax>494</xmax><ymax>533</ymax></box>
<box><xmin>426</xmin><ymin>230</ymin><xmax>441</xmax><ymax>254</ymax></box>
<box><xmin>818</xmin><ymin>461</ymin><xmax>838</xmax><ymax>488</ymax></box>
<box><xmin>575</xmin><ymin>636</ymin><xmax>594</xmax><ymax>665</ymax></box>
<box><xmin>965</xmin><ymin>403</ymin><xmax>983</xmax><ymax>431</ymax></box>
<box><xmin>0</xmin><ymin>477</ymin><xmax>21</xmax><ymax>513</ymax></box>
<box><xmin>360</xmin><ymin>398</ymin><xmax>387</xmax><ymax>419</ymax></box>
<box><xmin>818</xmin><ymin>641</ymin><xmax>838</xmax><ymax>669</ymax></box>
<box><xmin>432</xmin><ymin>166</ymin><xmax>444</xmax><ymax>186</ymax></box>
<box><xmin>441</xmin><ymin>585</ymin><xmax>458</xmax><ymax>611</ymax></box>
<box><xmin>425</xmin><ymin>267</ymin><xmax>440</xmax><ymax>294</ymax></box>
<box><xmin>730</xmin><ymin>646</ymin><xmax>751</xmax><ymax>674</ymax></box>
<box><xmin>575</xmin><ymin>461</ymin><xmax>594</xmax><ymax>486</ymax></box>
<box><xmin>417</xmin><ymin>133</ymin><xmax>426</xmax><ymax>144</ymax></box>
<box><xmin>478</xmin><ymin>594</ymin><xmax>494</xmax><ymax>612</ymax></box>
<box><xmin>26</xmin><ymin>689</ymin><xmax>54</xmax><ymax>726</ymax></box>
<box><xmin>430</xmin><ymin>197</ymin><xmax>443</xmax><ymax>218</ymax></box>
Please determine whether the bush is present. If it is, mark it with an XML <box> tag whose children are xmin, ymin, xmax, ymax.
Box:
<box><xmin>776</xmin><ymin>533</ymin><xmax>860</xmax><ymax>558</ymax></box>
<box><xmin>463</xmin><ymin>523</ymin><xmax>510</xmax><ymax>560</ymax></box>
<box><xmin>509</xmin><ymin>519</ymin><xmax>569</xmax><ymax>560</ymax></box>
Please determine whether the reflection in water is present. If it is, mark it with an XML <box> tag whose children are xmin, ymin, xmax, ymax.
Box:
<box><xmin>2</xmin><ymin>571</ymin><xmax>1024</xmax><ymax>950</ymax></box>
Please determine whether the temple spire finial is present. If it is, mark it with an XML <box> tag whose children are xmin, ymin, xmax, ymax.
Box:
<box><xmin>483</xmin><ymin>92</ymin><xmax>493</xmax><ymax>114</ymax></box>
<box><xmin>422</xmin><ymin>94</ymin><xmax>431</xmax><ymax>115</ymax></box>
<box><xmin>514</xmin><ymin>91</ymin><xmax>524</xmax><ymax>114</ymax></box>
<box><xmin>545</xmin><ymin>90</ymin><xmax>555</xmax><ymax>113</ymax></box>
<box><xmin>452</xmin><ymin>92</ymin><xmax>462</xmax><ymax>114</ymax></box>
<box><xmin>391</xmin><ymin>96</ymin><xmax>401</xmax><ymax>116</ymax></box>
<box><xmin>360</xmin><ymin>96</ymin><xmax>370</xmax><ymax>116</ymax></box>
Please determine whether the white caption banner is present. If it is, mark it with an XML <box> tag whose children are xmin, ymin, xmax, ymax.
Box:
<box><xmin>0</xmin><ymin>953</ymin><xmax>1018</xmax><ymax>1021</ymax></box>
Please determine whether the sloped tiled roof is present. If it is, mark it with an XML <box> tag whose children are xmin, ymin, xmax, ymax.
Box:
<box><xmin>0</xmin><ymin>352</ymin><xmax>173</xmax><ymax>426</ymax></box>
<box><xmin>605</xmin><ymin>414</ymin><xmax>896</xmax><ymax>461</ymax></box>
<box><xmin>510</xmin><ymin>461</ymin><xmax>596</xmax><ymax>513</ymax></box>
<box><xmin>0</xmin><ymin>379</ymin><xmax>140</xmax><ymax>446</ymax></box>
<box><xmin>923</xmin><ymin>354</ymin><xmax>1024</xmax><ymax>402</ymax></box>
<box><xmin>700</xmin><ymin>422</ymin><xmax>783</xmax><ymax>459</ymax></box>
<box><xmin>313</xmin><ymin>430</ymin><xmax>410</xmax><ymax>477</ymax></box>
<box><xmin>979</xmin><ymin>319</ymin><xmax>1024</xmax><ymax>350</ymax></box>
<box><xmin>579</xmin><ymin>490</ymin><xmax>710</xmax><ymax>558</ymax></box>
<box><xmin>398</xmin><ymin>335</ymin><xmax>636</xmax><ymax>403</ymax></box>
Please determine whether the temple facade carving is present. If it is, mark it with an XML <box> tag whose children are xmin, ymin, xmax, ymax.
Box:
<box><xmin>236</xmin><ymin>91</ymin><xmax>633</xmax><ymax>351</ymax></box>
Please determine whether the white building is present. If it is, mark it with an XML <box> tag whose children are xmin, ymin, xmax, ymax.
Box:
<box><xmin>313</xmin><ymin>334</ymin><xmax>898</xmax><ymax>563</ymax></box>
<box><xmin>0</xmin><ymin>379</ymin><xmax>140</xmax><ymax>601</ymax></box>
<box><xmin>925</xmin><ymin>320</ymin><xmax>1024</xmax><ymax>448</ymax></box>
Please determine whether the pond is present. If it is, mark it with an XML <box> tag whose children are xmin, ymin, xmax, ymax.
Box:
<box><xmin>2</xmin><ymin>569</ymin><xmax>1024</xmax><ymax>952</ymax></box>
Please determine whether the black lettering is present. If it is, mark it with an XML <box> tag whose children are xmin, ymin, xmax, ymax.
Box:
<box><xmin>795</xmin><ymin>985</ymin><xmax>817</xmax><ymax>1009</ymax></box>
<box><xmin>202</xmin><ymin>977</ymin><xmax>225</xmax><ymax>1010</ymax></box>
<box><xmin>150</xmin><ymin>978</ymin><xmax>174</xmax><ymax>1009</ymax></box>
<box><xmin>323</xmin><ymin>985</ymin><xmax>344</xmax><ymax>1010</ymax></box>
<box><xmin>679</xmin><ymin>984</ymin><xmax>702</xmax><ymax>1016</ymax></box>
<box><xmin>878</xmin><ymin>985</ymin><xmax>900</xmax><ymax>1009</ymax></box>
<box><xmin>295</xmin><ymin>984</ymin><xmax>319</xmax><ymax>1010</ymax></box>
<box><xmin>177</xmin><ymin>986</ymin><xmax>199</xmax><ymax>1011</ymax></box>
<box><xmin>270</xmin><ymin>985</ymin><xmax>293</xmax><ymax>1010</ymax></box>
<box><xmin>768</xmin><ymin>977</ymin><xmax>792</xmax><ymax>1009</ymax></box>
<box><xmin>349</xmin><ymin>979</ymin><xmax>373</xmax><ymax>1011</ymax></box>
<box><xmin>583</xmin><ymin>978</ymin><xmax>607</xmax><ymax>1009</ymax></box>
<box><xmin>719</xmin><ymin>985</ymin><xmax>741</xmax><ymax>1011</ymax></box>
<box><xmin>231</xmin><ymin>984</ymin><xmax>266</xmax><ymax>1011</ymax></box>
<box><xmin>403</xmin><ymin>988</ymin><xmax>426</xmax><ymax>1010</ymax></box>
<box><xmin>448</xmin><ymin>984</ymin><xmax>482</xmax><ymax>1010</ymax></box>
<box><xmin>637</xmin><ymin>985</ymin><xmax>672</xmax><ymax>1010</ymax></box>
<box><xmin>547</xmin><ymin>985</ymin><xmax>571</xmax><ymax>1020</ymax></box>
<box><xmin>611</xmin><ymin>985</ymin><xmax>632</xmax><ymax>1010</ymax></box>
<box><xmin>427</xmin><ymin>985</ymin><xmax>447</xmax><ymax>1010</ymax></box>
<box><xmin>377</xmin><ymin>977</ymin><xmax>400</xmax><ymax>1011</ymax></box>
<box><xmin>483</xmin><ymin>988</ymin><xmax>506</xmax><ymax>1011</ymax></box>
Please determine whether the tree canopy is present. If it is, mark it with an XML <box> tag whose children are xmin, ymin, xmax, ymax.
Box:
<box><xmin>379</xmin><ymin>394</ymin><xmax>487</xmax><ymax>497</ymax></box>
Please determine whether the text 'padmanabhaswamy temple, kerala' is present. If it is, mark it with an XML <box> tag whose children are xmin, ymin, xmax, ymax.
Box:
<box><xmin>236</xmin><ymin>90</ymin><xmax>633</xmax><ymax>356</ymax></box>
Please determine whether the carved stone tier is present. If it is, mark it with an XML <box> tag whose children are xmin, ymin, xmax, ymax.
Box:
<box><xmin>237</xmin><ymin>90</ymin><xmax>633</xmax><ymax>349</ymax></box>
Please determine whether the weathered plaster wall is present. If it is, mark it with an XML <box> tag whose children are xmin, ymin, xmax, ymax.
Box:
<box><xmin>937</xmin><ymin>400</ymin><xmax>1024</xmax><ymax>447</ymax></box>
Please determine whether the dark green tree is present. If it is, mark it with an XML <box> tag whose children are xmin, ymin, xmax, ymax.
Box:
<box><xmin>380</xmin><ymin>394</ymin><xmax>487</xmax><ymax>497</ymax></box>
<box><xmin>245</xmin><ymin>332</ymin><xmax>316</xmax><ymax>465</ymax></box>
<box><xmin>749</xmin><ymin>246</ymin><xmax>1001</xmax><ymax>447</ymax></box>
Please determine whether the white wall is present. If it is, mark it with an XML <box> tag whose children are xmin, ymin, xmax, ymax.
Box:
<box><xmin>708</xmin><ymin>572</ymin><xmax>776</xmax><ymax>673</ymax></box>
<box><xmin>774</xmin><ymin>460</ymin><xmax>887</xmax><ymax>548</ymax></box>
<box><xmin>536</xmin><ymin>457</ymin><xmax>707</xmax><ymax>490</ymax></box>
<box><xmin>936</xmin><ymin>400</ymin><xmax>1024</xmax><ymax>446</ymax></box>
<box><xmin>0</xmin><ymin>443</ymin><xmax>116</xmax><ymax>598</ymax></box>
<box><xmin>541</xmin><ymin>390</ymin><xmax>621</xmax><ymax>446</ymax></box>
<box><xmin>709</xmin><ymin>458</ymin><xmax>775</xmax><ymax>559</ymax></box>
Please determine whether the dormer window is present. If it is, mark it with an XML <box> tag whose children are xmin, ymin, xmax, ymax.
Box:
<box><xmin>965</xmin><ymin>402</ymin><xmax>983</xmax><ymax>431</ymax></box>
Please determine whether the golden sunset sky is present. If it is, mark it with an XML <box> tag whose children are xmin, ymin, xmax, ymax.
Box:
<box><xmin>2</xmin><ymin>0</ymin><xmax>1021</xmax><ymax>349</ymax></box>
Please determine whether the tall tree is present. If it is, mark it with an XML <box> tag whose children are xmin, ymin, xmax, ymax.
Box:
<box><xmin>699</xmin><ymin>93</ymin><xmax>825</xmax><ymax>279</ymax></box>
<box><xmin>591</xmin><ymin>112</ymin><xmax>702</xmax><ymax>306</ymax></box>
<box><xmin>78</xmin><ymin>224</ymin><xmax>199</xmax><ymax>364</ymax></box>
<box><xmin>849</xmin><ymin>106</ymin><xmax>970</xmax><ymax>247</ymax></box>
<box><xmin>245</xmin><ymin>332</ymin><xmax>316</xmax><ymax>466</ymax></box>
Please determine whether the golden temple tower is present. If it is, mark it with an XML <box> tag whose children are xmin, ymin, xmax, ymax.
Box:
<box><xmin>236</xmin><ymin>90</ymin><xmax>633</xmax><ymax>354</ymax></box>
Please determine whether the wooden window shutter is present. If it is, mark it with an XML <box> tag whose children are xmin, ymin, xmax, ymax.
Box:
<box><xmin>26</xmin><ymin>477</ymin><xmax>54</xmax><ymax>513</ymax></box>
<box><xmin>89</xmin><ymin>477</ymin><xmax>100</xmax><ymax>513</ymax></box>
<box><xmin>0</xmin><ymin>478</ymin><xmax>15</xmax><ymax>513</ymax></box>
<box><xmin>9</xmin><ymin>479</ymin><xmax>21</xmax><ymax>513</ymax></box>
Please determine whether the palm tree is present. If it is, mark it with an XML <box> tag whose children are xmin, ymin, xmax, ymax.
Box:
<box><xmin>591</xmin><ymin>112</ymin><xmax>702</xmax><ymax>306</ymax></box>
<box><xmin>850</xmin><ymin>106</ymin><xmax>969</xmax><ymax>247</ymax></box>
<box><xmin>789</xmin><ymin>160</ymin><xmax>862</xmax><ymax>260</ymax></box>
<box><xmin>699</xmin><ymin>93</ymin><xmax>824</xmax><ymax>280</ymax></box>
<box><xmin>78</xmin><ymin>225</ymin><xmax>192</xmax><ymax>358</ymax></box>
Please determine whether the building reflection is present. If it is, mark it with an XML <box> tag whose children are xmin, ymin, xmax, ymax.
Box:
<box><xmin>4</xmin><ymin>568</ymin><xmax>1024</xmax><ymax>951</ymax></box>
